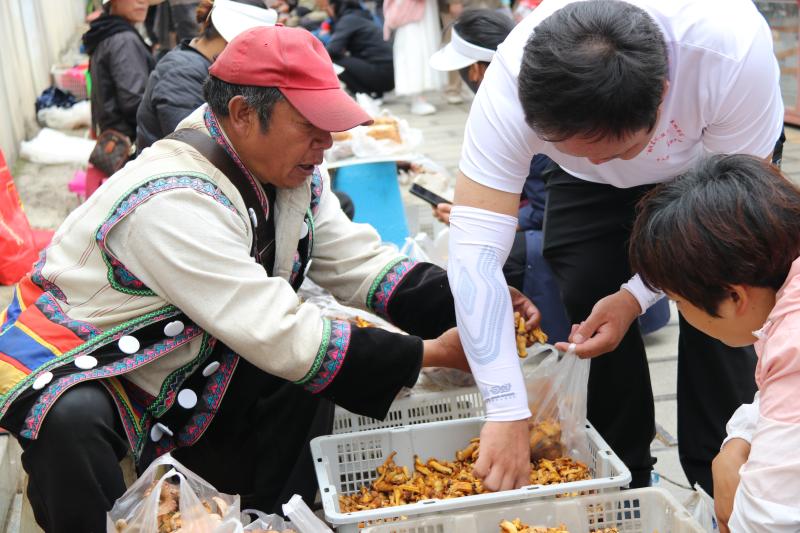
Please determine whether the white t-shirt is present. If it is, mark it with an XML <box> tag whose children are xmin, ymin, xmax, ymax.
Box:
<box><xmin>460</xmin><ymin>0</ymin><xmax>784</xmax><ymax>193</ymax></box>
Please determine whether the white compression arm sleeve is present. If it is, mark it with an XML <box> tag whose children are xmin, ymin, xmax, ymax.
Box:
<box><xmin>447</xmin><ymin>205</ymin><xmax>531</xmax><ymax>421</ymax></box>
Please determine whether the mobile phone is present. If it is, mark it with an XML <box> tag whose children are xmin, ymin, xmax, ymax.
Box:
<box><xmin>409</xmin><ymin>183</ymin><xmax>452</xmax><ymax>207</ymax></box>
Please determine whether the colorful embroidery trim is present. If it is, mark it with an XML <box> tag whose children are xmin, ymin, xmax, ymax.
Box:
<box><xmin>96</xmin><ymin>174</ymin><xmax>237</xmax><ymax>296</ymax></box>
<box><xmin>19</xmin><ymin>319</ymin><xmax>201</xmax><ymax>440</ymax></box>
<box><xmin>294</xmin><ymin>318</ymin><xmax>331</xmax><ymax>386</ymax></box>
<box><xmin>0</xmin><ymin>305</ymin><xmax>179</xmax><ymax>422</ymax></box>
<box><xmin>366</xmin><ymin>257</ymin><xmax>419</xmax><ymax>320</ymax></box>
<box><xmin>30</xmin><ymin>252</ymin><xmax>67</xmax><ymax>303</ymax></box>
<box><xmin>303</xmin><ymin>319</ymin><xmax>350</xmax><ymax>394</ymax></box>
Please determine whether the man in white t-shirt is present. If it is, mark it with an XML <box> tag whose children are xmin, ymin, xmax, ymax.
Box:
<box><xmin>448</xmin><ymin>0</ymin><xmax>784</xmax><ymax>492</ymax></box>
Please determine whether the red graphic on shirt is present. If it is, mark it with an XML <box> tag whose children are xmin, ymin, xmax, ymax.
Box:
<box><xmin>646</xmin><ymin>120</ymin><xmax>685</xmax><ymax>162</ymax></box>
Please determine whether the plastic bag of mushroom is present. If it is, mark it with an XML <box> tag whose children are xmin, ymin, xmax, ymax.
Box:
<box><xmin>106</xmin><ymin>453</ymin><xmax>297</xmax><ymax>533</ymax></box>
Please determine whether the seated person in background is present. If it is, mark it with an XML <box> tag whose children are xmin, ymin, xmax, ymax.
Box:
<box><xmin>429</xmin><ymin>9</ymin><xmax>569</xmax><ymax>341</ymax></box>
<box><xmin>629</xmin><ymin>154</ymin><xmax>800</xmax><ymax>532</ymax></box>
<box><xmin>136</xmin><ymin>0</ymin><xmax>277</xmax><ymax>153</ymax></box>
<box><xmin>326</xmin><ymin>0</ymin><xmax>395</xmax><ymax>98</ymax></box>
<box><xmin>83</xmin><ymin>0</ymin><xmax>156</xmax><ymax>143</ymax></box>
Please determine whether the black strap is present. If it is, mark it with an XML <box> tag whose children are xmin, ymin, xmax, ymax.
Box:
<box><xmin>165</xmin><ymin>128</ymin><xmax>276</xmax><ymax>275</ymax></box>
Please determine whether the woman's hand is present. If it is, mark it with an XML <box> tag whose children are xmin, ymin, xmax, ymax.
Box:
<box><xmin>509</xmin><ymin>286</ymin><xmax>541</xmax><ymax>332</ymax></box>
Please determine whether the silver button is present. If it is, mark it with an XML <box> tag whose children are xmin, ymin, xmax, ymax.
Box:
<box><xmin>32</xmin><ymin>371</ymin><xmax>54</xmax><ymax>390</ymax></box>
<box><xmin>202</xmin><ymin>361</ymin><xmax>220</xmax><ymax>377</ymax></box>
<box><xmin>163</xmin><ymin>320</ymin><xmax>185</xmax><ymax>337</ymax></box>
<box><xmin>177</xmin><ymin>389</ymin><xmax>198</xmax><ymax>409</ymax></box>
<box><xmin>300</xmin><ymin>221</ymin><xmax>309</xmax><ymax>239</ymax></box>
<box><xmin>118</xmin><ymin>335</ymin><xmax>140</xmax><ymax>354</ymax></box>
<box><xmin>248</xmin><ymin>208</ymin><xmax>258</xmax><ymax>228</ymax></box>
<box><xmin>74</xmin><ymin>355</ymin><xmax>98</xmax><ymax>370</ymax></box>
<box><xmin>150</xmin><ymin>424</ymin><xmax>163</xmax><ymax>442</ymax></box>
<box><xmin>155</xmin><ymin>422</ymin><xmax>173</xmax><ymax>437</ymax></box>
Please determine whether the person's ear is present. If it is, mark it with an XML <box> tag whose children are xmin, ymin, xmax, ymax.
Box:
<box><xmin>468</xmin><ymin>63</ymin><xmax>481</xmax><ymax>82</ymax></box>
<box><xmin>728</xmin><ymin>285</ymin><xmax>749</xmax><ymax>316</ymax></box>
<box><xmin>227</xmin><ymin>95</ymin><xmax>256</xmax><ymax>136</ymax></box>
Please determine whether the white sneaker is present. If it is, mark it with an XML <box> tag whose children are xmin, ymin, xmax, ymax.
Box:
<box><xmin>446</xmin><ymin>93</ymin><xmax>464</xmax><ymax>104</ymax></box>
<box><xmin>410</xmin><ymin>99</ymin><xmax>437</xmax><ymax>116</ymax></box>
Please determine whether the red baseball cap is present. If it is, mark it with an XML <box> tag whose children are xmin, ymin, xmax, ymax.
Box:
<box><xmin>208</xmin><ymin>25</ymin><xmax>373</xmax><ymax>132</ymax></box>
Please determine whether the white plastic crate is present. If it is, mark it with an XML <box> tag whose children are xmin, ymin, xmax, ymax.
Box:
<box><xmin>312</xmin><ymin>417</ymin><xmax>631</xmax><ymax>532</ymax></box>
<box><xmin>332</xmin><ymin>386</ymin><xmax>484</xmax><ymax>434</ymax></box>
<box><xmin>332</xmin><ymin>346</ymin><xmax>557</xmax><ymax>434</ymax></box>
<box><xmin>361</xmin><ymin>487</ymin><xmax>703</xmax><ymax>533</ymax></box>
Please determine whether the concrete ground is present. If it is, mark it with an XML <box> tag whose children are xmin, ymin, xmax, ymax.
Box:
<box><xmin>3</xmin><ymin>86</ymin><xmax>800</xmax><ymax>528</ymax></box>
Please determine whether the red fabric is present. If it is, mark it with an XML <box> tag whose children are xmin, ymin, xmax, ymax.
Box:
<box><xmin>382</xmin><ymin>0</ymin><xmax>425</xmax><ymax>39</ymax></box>
<box><xmin>208</xmin><ymin>26</ymin><xmax>372</xmax><ymax>132</ymax></box>
<box><xmin>0</xmin><ymin>150</ymin><xmax>40</xmax><ymax>285</ymax></box>
<box><xmin>85</xmin><ymin>164</ymin><xmax>109</xmax><ymax>198</ymax></box>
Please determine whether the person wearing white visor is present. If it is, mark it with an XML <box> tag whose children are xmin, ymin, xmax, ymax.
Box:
<box><xmin>429</xmin><ymin>9</ymin><xmax>511</xmax><ymax>93</ymax></box>
<box><xmin>136</xmin><ymin>0</ymin><xmax>277</xmax><ymax>151</ymax></box>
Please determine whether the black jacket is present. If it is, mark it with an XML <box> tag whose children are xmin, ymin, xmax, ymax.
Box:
<box><xmin>326</xmin><ymin>8</ymin><xmax>393</xmax><ymax>64</ymax></box>
<box><xmin>84</xmin><ymin>15</ymin><xmax>155</xmax><ymax>141</ymax></box>
<box><xmin>136</xmin><ymin>41</ymin><xmax>211</xmax><ymax>152</ymax></box>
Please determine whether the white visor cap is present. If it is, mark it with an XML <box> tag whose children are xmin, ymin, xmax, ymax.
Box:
<box><xmin>429</xmin><ymin>27</ymin><xmax>495</xmax><ymax>71</ymax></box>
<box><xmin>210</xmin><ymin>0</ymin><xmax>278</xmax><ymax>43</ymax></box>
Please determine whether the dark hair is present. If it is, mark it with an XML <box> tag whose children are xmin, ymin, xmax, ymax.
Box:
<box><xmin>519</xmin><ymin>0</ymin><xmax>668</xmax><ymax>142</ymax></box>
<box><xmin>453</xmin><ymin>9</ymin><xmax>514</xmax><ymax>54</ymax></box>
<box><xmin>203</xmin><ymin>76</ymin><xmax>285</xmax><ymax>132</ymax></box>
<box><xmin>629</xmin><ymin>155</ymin><xmax>800</xmax><ymax>316</ymax></box>
<box><xmin>197</xmin><ymin>0</ymin><xmax>222</xmax><ymax>40</ymax></box>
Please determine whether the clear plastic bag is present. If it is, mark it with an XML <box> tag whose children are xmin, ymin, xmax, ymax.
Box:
<box><xmin>523</xmin><ymin>347</ymin><xmax>591</xmax><ymax>463</ymax></box>
<box><xmin>241</xmin><ymin>508</ymin><xmax>296</xmax><ymax>532</ymax></box>
<box><xmin>281</xmin><ymin>494</ymin><xmax>334</xmax><ymax>533</ymax></box>
<box><xmin>684</xmin><ymin>483</ymin><xmax>719</xmax><ymax>531</ymax></box>
<box><xmin>107</xmin><ymin>454</ymin><xmax>241</xmax><ymax>533</ymax></box>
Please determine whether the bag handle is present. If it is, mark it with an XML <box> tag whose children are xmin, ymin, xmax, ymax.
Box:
<box><xmin>165</xmin><ymin>128</ymin><xmax>275</xmax><ymax>275</ymax></box>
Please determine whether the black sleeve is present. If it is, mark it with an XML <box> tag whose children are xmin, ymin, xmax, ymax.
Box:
<box><xmin>383</xmin><ymin>263</ymin><xmax>456</xmax><ymax>339</ymax></box>
<box><xmin>326</xmin><ymin>16</ymin><xmax>356</xmax><ymax>59</ymax></box>
<box><xmin>319</xmin><ymin>326</ymin><xmax>422</xmax><ymax>419</ymax></box>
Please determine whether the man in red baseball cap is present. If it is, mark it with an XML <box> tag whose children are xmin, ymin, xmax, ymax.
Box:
<box><xmin>210</xmin><ymin>25</ymin><xmax>373</xmax><ymax>133</ymax></box>
<box><xmin>3</xmin><ymin>19</ymin><xmax>510</xmax><ymax>533</ymax></box>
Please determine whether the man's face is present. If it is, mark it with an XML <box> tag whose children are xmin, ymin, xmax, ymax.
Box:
<box><xmin>237</xmin><ymin>100</ymin><xmax>333</xmax><ymax>189</ymax></box>
<box><xmin>551</xmin><ymin>127</ymin><xmax>654</xmax><ymax>165</ymax></box>
<box><xmin>111</xmin><ymin>0</ymin><xmax>149</xmax><ymax>23</ymax></box>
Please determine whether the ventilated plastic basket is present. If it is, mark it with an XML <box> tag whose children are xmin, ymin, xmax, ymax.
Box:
<box><xmin>311</xmin><ymin>418</ymin><xmax>631</xmax><ymax>532</ymax></box>
<box><xmin>333</xmin><ymin>386</ymin><xmax>485</xmax><ymax>434</ymax></box>
<box><xmin>52</xmin><ymin>65</ymin><xmax>89</xmax><ymax>100</ymax></box>
<box><xmin>332</xmin><ymin>346</ymin><xmax>557</xmax><ymax>435</ymax></box>
<box><xmin>361</xmin><ymin>487</ymin><xmax>703</xmax><ymax>533</ymax></box>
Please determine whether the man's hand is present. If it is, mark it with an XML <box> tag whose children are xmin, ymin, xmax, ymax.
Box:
<box><xmin>422</xmin><ymin>327</ymin><xmax>469</xmax><ymax>372</ymax></box>
<box><xmin>509</xmin><ymin>286</ymin><xmax>541</xmax><ymax>332</ymax></box>
<box><xmin>554</xmin><ymin>289</ymin><xmax>640</xmax><ymax>358</ymax></box>
<box><xmin>713</xmin><ymin>438</ymin><xmax>750</xmax><ymax>533</ymax></box>
<box><xmin>432</xmin><ymin>203</ymin><xmax>452</xmax><ymax>225</ymax></box>
<box><xmin>473</xmin><ymin>420</ymin><xmax>531</xmax><ymax>491</ymax></box>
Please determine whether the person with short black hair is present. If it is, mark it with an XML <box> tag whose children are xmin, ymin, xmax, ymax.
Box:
<box><xmin>629</xmin><ymin>154</ymin><xmax>800</xmax><ymax>531</ymax></box>
<box><xmin>447</xmin><ymin>0</ymin><xmax>784</xmax><ymax>493</ymax></box>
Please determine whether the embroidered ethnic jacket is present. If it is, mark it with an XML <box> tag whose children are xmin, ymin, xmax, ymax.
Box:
<box><xmin>0</xmin><ymin>106</ymin><xmax>456</xmax><ymax>462</ymax></box>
